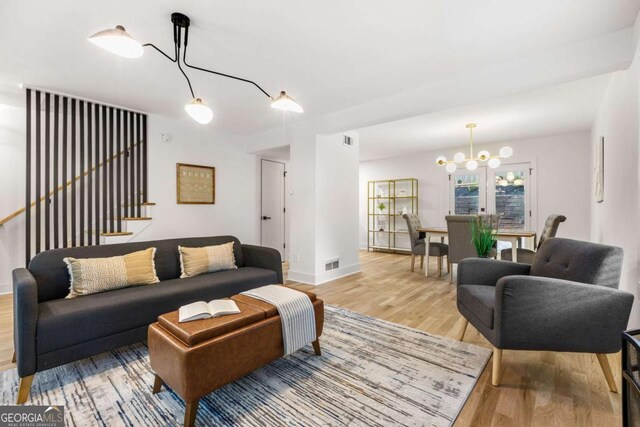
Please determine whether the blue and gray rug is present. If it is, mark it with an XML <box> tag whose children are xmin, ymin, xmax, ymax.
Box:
<box><xmin>0</xmin><ymin>306</ymin><xmax>490</xmax><ymax>426</ymax></box>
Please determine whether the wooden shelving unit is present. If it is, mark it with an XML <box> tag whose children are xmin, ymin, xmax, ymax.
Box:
<box><xmin>367</xmin><ymin>178</ymin><xmax>418</xmax><ymax>253</ymax></box>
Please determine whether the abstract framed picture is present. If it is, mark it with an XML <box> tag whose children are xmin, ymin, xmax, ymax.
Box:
<box><xmin>594</xmin><ymin>136</ymin><xmax>604</xmax><ymax>203</ymax></box>
<box><xmin>176</xmin><ymin>163</ymin><xmax>216</xmax><ymax>204</ymax></box>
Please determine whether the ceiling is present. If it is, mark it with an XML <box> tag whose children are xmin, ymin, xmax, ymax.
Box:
<box><xmin>0</xmin><ymin>0</ymin><xmax>638</xmax><ymax>135</ymax></box>
<box><xmin>357</xmin><ymin>74</ymin><xmax>612</xmax><ymax>161</ymax></box>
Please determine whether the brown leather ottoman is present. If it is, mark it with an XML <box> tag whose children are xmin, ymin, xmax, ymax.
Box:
<box><xmin>148</xmin><ymin>290</ymin><xmax>324</xmax><ymax>427</ymax></box>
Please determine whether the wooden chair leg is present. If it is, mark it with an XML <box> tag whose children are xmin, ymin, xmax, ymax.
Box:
<box><xmin>492</xmin><ymin>348</ymin><xmax>503</xmax><ymax>387</ymax></box>
<box><xmin>410</xmin><ymin>254</ymin><xmax>415</xmax><ymax>272</ymax></box>
<box><xmin>449</xmin><ymin>263</ymin><xmax>454</xmax><ymax>284</ymax></box>
<box><xmin>420</xmin><ymin>255</ymin><xmax>424</xmax><ymax>269</ymax></box>
<box><xmin>152</xmin><ymin>374</ymin><xmax>164</xmax><ymax>394</ymax></box>
<box><xmin>447</xmin><ymin>258</ymin><xmax>450</xmax><ymax>273</ymax></box>
<box><xmin>596</xmin><ymin>353</ymin><xmax>618</xmax><ymax>393</ymax></box>
<box><xmin>184</xmin><ymin>400</ymin><xmax>199</xmax><ymax>427</ymax></box>
<box><xmin>438</xmin><ymin>256</ymin><xmax>442</xmax><ymax>276</ymax></box>
<box><xmin>16</xmin><ymin>374</ymin><xmax>34</xmax><ymax>404</ymax></box>
<box><xmin>11</xmin><ymin>351</ymin><xmax>16</xmax><ymax>363</ymax></box>
<box><xmin>312</xmin><ymin>339</ymin><xmax>321</xmax><ymax>356</ymax></box>
<box><xmin>456</xmin><ymin>319</ymin><xmax>468</xmax><ymax>341</ymax></box>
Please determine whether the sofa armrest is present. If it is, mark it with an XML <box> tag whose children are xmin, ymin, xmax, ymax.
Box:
<box><xmin>242</xmin><ymin>245</ymin><xmax>283</xmax><ymax>284</ymax></box>
<box><xmin>12</xmin><ymin>268</ymin><xmax>38</xmax><ymax>377</ymax></box>
<box><xmin>494</xmin><ymin>276</ymin><xmax>633</xmax><ymax>353</ymax></box>
<box><xmin>457</xmin><ymin>258</ymin><xmax>531</xmax><ymax>287</ymax></box>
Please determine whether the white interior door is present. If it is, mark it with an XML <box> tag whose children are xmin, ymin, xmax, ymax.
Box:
<box><xmin>486</xmin><ymin>163</ymin><xmax>531</xmax><ymax>231</ymax></box>
<box><xmin>449</xmin><ymin>168</ymin><xmax>488</xmax><ymax>215</ymax></box>
<box><xmin>261</xmin><ymin>160</ymin><xmax>286</xmax><ymax>257</ymax></box>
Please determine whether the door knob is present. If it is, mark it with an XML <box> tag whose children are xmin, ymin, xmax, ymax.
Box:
<box><xmin>262</xmin><ymin>216</ymin><xmax>272</xmax><ymax>220</ymax></box>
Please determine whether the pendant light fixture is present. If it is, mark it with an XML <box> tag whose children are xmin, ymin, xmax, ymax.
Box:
<box><xmin>88</xmin><ymin>12</ymin><xmax>304</xmax><ymax>124</ymax></box>
<box><xmin>435</xmin><ymin>123</ymin><xmax>513</xmax><ymax>173</ymax></box>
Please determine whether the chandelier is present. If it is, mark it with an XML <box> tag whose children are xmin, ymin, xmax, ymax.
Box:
<box><xmin>435</xmin><ymin>123</ymin><xmax>512</xmax><ymax>173</ymax></box>
<box><xmin>88</xmin><ymin>12</ymin><xmax>303</xmax><ymax>124</ymax></box>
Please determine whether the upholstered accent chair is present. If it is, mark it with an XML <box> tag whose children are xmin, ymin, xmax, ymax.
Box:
<box><xmin>445</xmin><ymin>215</ymin><xmax>497</xmax><ymax>284</ymax></box>
<box><xmin>501</xmin><ymin>214</ymin><xmax>567</xmax><ymax>264</ymax></box>
<box><xmin>402</xmin><ymin>214</ymin><xmax>449</xmax><ymax>275</ymax></box>
<box><xmin>456</xmin><ymin>237</ymin><xmax>633</xmax><ymax>391</ymax></box>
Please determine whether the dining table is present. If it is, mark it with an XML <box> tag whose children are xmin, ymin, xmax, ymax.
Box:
<box><xmin>416</xmin><ymin>227</ymin><xmax>537</xmax><ymax>277</ymax></box>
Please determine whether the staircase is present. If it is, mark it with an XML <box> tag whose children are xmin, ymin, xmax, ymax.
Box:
<box><xmin>95</xmin><ymin>202</ymin><xmax>155</xmax><ymax>245</ymax></box>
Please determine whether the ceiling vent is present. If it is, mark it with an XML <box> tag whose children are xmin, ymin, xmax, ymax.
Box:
<box><xmin>343</xmin><ymin>135</ymin><xmax>354</xmax><ymax>147</ymax></box>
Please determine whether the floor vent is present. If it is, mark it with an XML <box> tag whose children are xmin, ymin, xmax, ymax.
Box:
<box><xmin>325</xmin><ymin>258</ymin><xmax>340</xmax><ymax>271</ymax></box>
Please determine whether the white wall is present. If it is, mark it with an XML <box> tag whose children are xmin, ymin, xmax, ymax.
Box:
<box><xmin>315</xmin><ymin>132</ymin><xmax>360</xmax><ymax>283</ymax></box>
<box><xmin>359</xmin><ymin>131</ymin><xmax>592</xmax><ymax>249</ymax></box>
<box><xmin>139</xmin><ymin>114</ymin><xmax>259</xmax><ymax>244</ymax></box>
<box><xmin>287</xmin><ymin>131</ymin><xmax>361</xmax><ymax>284</ymax></box>
<box><xmin>0</xmin><ymin>105</ymin><xmax>259</xmax><ymax>293</ymax></box>
<box><xmin>590</xmin><ymin>50</ymin><xmax>640</xmax><ymax>326</ymax></box>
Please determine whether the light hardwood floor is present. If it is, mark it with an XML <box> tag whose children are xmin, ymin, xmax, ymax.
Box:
<box><xmin>289</xmin><ymin>251</ymin><xmax>622</xmax><ymax>427</ymax></box>
<box><xmin>0</xmin><ymin>251</ymin><xmax>621</xmax><ymax>425</ymax></box>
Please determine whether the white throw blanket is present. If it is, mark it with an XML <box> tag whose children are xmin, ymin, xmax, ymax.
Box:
<box><xmin>241</xmin><ymin>285</ymin><xmax>316</xmax><ymax>355</ymax></box>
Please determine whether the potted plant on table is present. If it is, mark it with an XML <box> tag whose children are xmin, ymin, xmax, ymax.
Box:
<box><xmin>471</xmin><ymin>219</ymin><xmax>497</xmax><ymax>258</ymax></box>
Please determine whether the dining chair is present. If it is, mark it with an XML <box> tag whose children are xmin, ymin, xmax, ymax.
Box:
<box><xmin>500</xmin><ymin>214</ymin><xmax>566</xmax><ymax>264</ymax></box>
<box><xmin>403</xmin><ymin>214</ymin><xmax>449</xmax><ymax>275</ymax></box>
<box><xmin>445</xmin><ymin>215</ymin><xmax>497</xmax><ymax>284</ymax></box>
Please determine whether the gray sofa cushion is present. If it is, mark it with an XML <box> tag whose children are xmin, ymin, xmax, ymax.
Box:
<box><xmin>29</xmin><ymin>236</ymin><xmax>244</xmax><ymax>302</ymax></box>
<box><xmin>457</xmin><ymin>285</ymin><xmax>495</xmax><ymax>329</ymax></box>
<box><xmin>36</xmin><ymin>266</ymin><xmax>277</xmax><ymax>354</ymax></box>
<box><xmin>530</xmin><ymin>238</ymin><xmax>623</xmax><ymax>288</ymax></box>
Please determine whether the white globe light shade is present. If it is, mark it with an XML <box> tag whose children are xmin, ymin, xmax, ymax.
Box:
<box><xmin>499</xmin><ymin>146</ymin><xmax>513</xmax><ymax>158</ymax></box>
<box><xmin>506</xmin><ymin>172</ymin><xmax>516</xmax><ymax>182</ymax></box>
<box><xmin>477</xmin><ymin>150</ymin><xmax>490</xmax><ymax>160</ymax></box>
<box><xmin>270</xmin><ymin>91</ymin><xmax>304</xmax><ymax>113</ymax></box>
<box><xmin>488</xmin><ymin>158</ymin><xmax>501</xmax><ymax>169</ymax></box>
<box><xmin>184</xmin><ymin>98</ymin><xmax>213</xmax><ymax>124</ymax></box>
<box><xmin>435</xmin><ymin>155</ymin><xmax>447</xmax><ymax>165</ymax></box>
<box><xmin>453</xmin><ymin>152</ymin><xmax>466</xmax><ymax>163</ymax></box>
<box><xmin>88</xmin><ymin>26</ymin><xmax>144</xmax><ymax>58</ymax></box>
<box><xmin>466</xmin><ymin>160</ymin><xmax>478</xmax><ymax>170</ymax></box>
<box><xmin>499</xmin><ymin>179</ymin><xmax>508</xmax><ymax>186</ymax></box>
<box><xmin>445</xmin><ymin>163</ymin><xmax>457</xmax><ymax>173</ymax></box>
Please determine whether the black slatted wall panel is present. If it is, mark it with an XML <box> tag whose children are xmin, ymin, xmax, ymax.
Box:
<box><xmin>24</xmin><ymin>89</ymin><xmax>148</xmax><ymax>263</ymax></box>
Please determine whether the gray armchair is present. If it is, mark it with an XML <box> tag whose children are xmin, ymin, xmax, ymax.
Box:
<box><xmin>501</xmin><ymin>214</ymin><xmax>566</xmax><ymax>263</ymax></box>
<box><xmin>402</xmin><ymin>214</ymin><xmax>448</xmax><ymax>275</ymax></box>
<box><xmin>446</xmin><ymin>215</ymin><xmax>497</xmax><ymax>283</ymax></box>
<box><xmin>456</xmin><ymin>237</ymin><xmax>633</xmax><ymax>391</ymax></box>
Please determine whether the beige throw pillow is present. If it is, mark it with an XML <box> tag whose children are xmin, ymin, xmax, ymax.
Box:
<box><xmin>64</xmin><ymin>248</ymin><xmax>159</xmax><ymax>298</ymax></box>
<box><xmin>179</xmin><ymin>242</ymin><xmax>237</xmax><ymax>278</ymax></box>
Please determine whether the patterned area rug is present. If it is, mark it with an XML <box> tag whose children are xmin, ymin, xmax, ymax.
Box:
<box><xmin>0</xmin><ymin>306</ymin><xmax>490</xmax><ymax>426</ymax></box>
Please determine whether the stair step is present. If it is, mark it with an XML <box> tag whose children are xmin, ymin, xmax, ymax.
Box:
<box><xmin>122</xmin><ymin>202</ymin><xmax>156</xmax><ymax>207</ymax></box>
<box><xmin>122</xmin><ymin>217</ymin><xmax>152</xmax><ymax>221</ymax></box>
<box><xmin>101</xmin><ymin>231</ymin><xmax>134</xmax><ymax>237</ymax></box>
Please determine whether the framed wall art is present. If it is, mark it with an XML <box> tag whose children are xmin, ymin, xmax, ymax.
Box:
<box><xmin>176</xmin><ymin>163</ymin><xmax>216</xmax><ymax>204</ymax></box>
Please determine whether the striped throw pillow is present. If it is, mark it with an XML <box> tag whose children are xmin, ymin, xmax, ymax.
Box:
<box><xmin>64</xmin><ymin>248</ymin><xmax>159</xmax><ymax>298</ymax></box>
<box><xmin>178</xmin><ymin>242</ymin><xmax>237</xmax><ymax>278</ymax></box>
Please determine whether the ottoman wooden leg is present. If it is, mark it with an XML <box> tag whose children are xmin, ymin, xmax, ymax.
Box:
<box><xmin>184</xmin><ymin>400</ymin><xmax>199</xmax><ymax>427</ymax></box>
<box><xmin>152</xmin><ymin>374</ymin><xmax>163</xmax><ymax>394</ymax></box>
<box><xmin>312</xmin><ymin>339</ymin><xmax>321</xmax><ymax>356</ymax></box>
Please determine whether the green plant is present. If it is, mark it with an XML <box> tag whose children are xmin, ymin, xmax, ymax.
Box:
<box><xmin>471</xmin><ymin>219</ymin><xmax>497</xmax><ymax>257</ymax></box>
<box><xmin>377</xmin><ymin>202</ymin><xmax>386</xmax><ymax>212</ymax></box>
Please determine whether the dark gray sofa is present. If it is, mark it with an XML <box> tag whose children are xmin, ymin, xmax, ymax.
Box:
<box><xmin>13</xmin><ymin>235</ymin><xmax>282</xmax><ymax>403</ymax></box>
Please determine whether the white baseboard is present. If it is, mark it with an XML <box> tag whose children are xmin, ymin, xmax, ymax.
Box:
<box><xmin>0</xmin><ymin>283</ymin><xmax>12</xmax><ymax>295</ymax></box>
<box><xmin>288</xmin><ymin>264</ymin><xmax>360</xmax><ymax>286</ymax></box>
<box><xmin>287</xmin><ymin>270</ymin><xmax>317</xmax><ymax>285</ymax></box>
